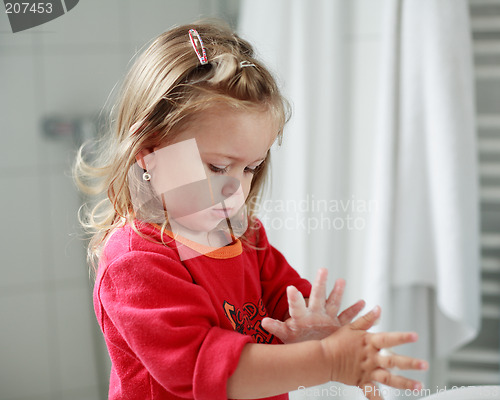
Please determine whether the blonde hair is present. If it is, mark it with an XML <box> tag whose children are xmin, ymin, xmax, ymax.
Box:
<box><xmin>74</xmin><ymin>21</ymin><xmax>289</xmax><ymax>270</ymax></box>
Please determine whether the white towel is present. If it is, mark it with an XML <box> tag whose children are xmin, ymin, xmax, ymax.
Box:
<box><xmin>363</xmin><ymin>0</ymin><xmax>480</xmax><ymax>391</ymax></box>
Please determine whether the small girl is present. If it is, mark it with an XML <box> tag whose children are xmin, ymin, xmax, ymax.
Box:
<box><xmin>74</xmin><ymin>22</ymin><xmax>428</xmax><ymax>400</ymax></box>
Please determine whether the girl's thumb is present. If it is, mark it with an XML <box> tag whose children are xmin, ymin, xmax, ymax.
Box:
<box><xmin>350</xmin><ymin>306</ymin><xmax>381</xmax><ymax>331</ymax></box>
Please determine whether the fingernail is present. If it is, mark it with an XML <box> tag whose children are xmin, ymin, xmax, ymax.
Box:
<box><xmin>419</xmin><ymin>361</ymin><xmax>429</xmax><ymax>370</ymax></box>
<box><xmin>414</xmin><ymin>382</ymin><xmax>422</xmax><ymax>391</ymax></box>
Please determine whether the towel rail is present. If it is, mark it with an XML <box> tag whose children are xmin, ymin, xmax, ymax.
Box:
<box><xmin>478</xmin><ymin>114</ymin><xmax>500</xmax><ymax>128</ymax></box>
<box><xmin>474</xmin><ymin>41</ymin><xmax>500</xmax><ymax>55</ymax></box>
<box><xmin>448</xmin><ymin>370</ymin><xmax>500</xmax><ymax>385</ymax></box>
<box><xmin>471</xmin><ymin>17</ymin><xmax>500</xmax><ymax>32</ymax></box>
<box><xmin>479</xmin><ymin>163</ymin><xmax>500</xmax><ymax>177</ymax></box>
<box><xmin>448</xmin><ymin>0</ymin><xmax>500</xmax><ymax>388</ymax></box>
<box><xmin>450</xmin><ymin>348</ymin><xmax>500</xmax><ymax>364</ymax></box>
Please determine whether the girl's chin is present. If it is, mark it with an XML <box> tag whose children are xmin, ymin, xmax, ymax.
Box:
<box><xmin>171</xmin><ymin>214</ymin><xmax>225</xmax><ymax>233</ymax></box>
<box><xmin>168</xmin><ymin>203</ymin><xmax>245</xmax><ymax>233</ymax></box>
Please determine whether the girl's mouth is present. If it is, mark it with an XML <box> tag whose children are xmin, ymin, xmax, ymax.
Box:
<box><xmin>210</xmin><ymin>207</ymin><xmax>233</xmax><ymax>218</ymax></box>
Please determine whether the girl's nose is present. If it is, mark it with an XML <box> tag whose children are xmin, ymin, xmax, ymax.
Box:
<box><xmin>221</xmin><ymin>177</ymin><xmax>240</xmax><ymax>199</ymax></box>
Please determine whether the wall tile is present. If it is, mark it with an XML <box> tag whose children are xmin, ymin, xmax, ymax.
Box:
<box><xmin>38</xmin><ymin>50</ymin><xmax>126</xmax><ymax>166</ymax></box>
<box><xmin>128</xmin><ymin>0</ymin><xmax>203</xmax><ymax>50</ymax></box>
<box><xmin>58</xmin><ymin>387</ymin><xmax>101</xmax><ymax>400</ymax></box>
<box><xmin>40</xmin><ymin>51</ymin><xmax>125</xmax><ymax>116</ymax></box>
<box><xmin>0</xmin><ymin>53</ymin><xmax>40</xmax><ymax>171</ymax></box>
<box><xmin>0</xmin><ymin>8</ymin><xmax>34</xmax><ymax>48</ymax></box>
<box><xmin>0</xmin><ymin>174</ymin><xmax>46</xmax><ymax>287</ymax></box>
<box><xmin>48</xmin><ymin>168</ymin><xmax>89</xmax><ymax>282</ymax></box>
<box><xmin>55</xmin><ymin>282</ymin><xmax>99</xmax><ymax>394</ymax></box>
<box><xmin>0</xmin><ymin>291</ymin><xmax>52</xmax><ymax>399</ymax></box>
<box><xmin>38</xmin><ymin>0</ymin><xmax>127</xmax><ymax>47</ymax></box>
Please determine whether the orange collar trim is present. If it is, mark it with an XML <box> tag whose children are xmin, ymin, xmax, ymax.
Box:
<box><xmin>150</xmin><ymin>223</ymin><xmax>242</xmax><ymax>259</ymax></box>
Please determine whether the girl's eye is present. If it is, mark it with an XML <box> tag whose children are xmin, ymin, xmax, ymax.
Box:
<box><xmin>244</xmin><ymin>166</ymin><xmax>257</xmax><ymax>174</ymax></box>
<box><xmin>208</xmin><ymin>164</ymin><xmax>228</xmax><ymax>174</ymax></box>
<box><xmin>245</xmin><ymin>163</ymin><xmax>264</xmax><ymax>175</ymax></box>
<box><xmin>208</xmin><ymin>162</ymin><xmax>264</xmax><ymax>175</ymax></box>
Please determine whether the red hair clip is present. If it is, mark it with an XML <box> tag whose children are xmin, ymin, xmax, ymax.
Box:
<box><xmin>188</xmin><ymin>29</ymin><xmax>208</xmax><ymax>65</ymax></box>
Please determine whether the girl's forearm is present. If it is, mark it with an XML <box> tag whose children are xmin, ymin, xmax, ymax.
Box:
<box><xmin>226</xmin><ymin>340</ymin><xmax>330</xmax><ymax>399</ymax></box>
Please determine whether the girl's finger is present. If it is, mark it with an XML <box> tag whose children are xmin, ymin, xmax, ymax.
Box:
<box><xmin>261</xmin><ymin>317</ymin><xmax>289</xmax><ymax>342</ymax></box>
<box><xmin>287</xmin><ymin>285</ymin><xmax>308</xmax><ymax>319</ymax></box>
<box><xmin>337</xmin><ymin>299</ymin><xmax>365</xmax><ymax>325</ymax></box>
<box><xmin>350</xmin><ymin>306</ymin><xmax>381</xmax><ymax>331</ymax></box>
<box><xmin>371</xmin><ymin>369</ymin><xmax>422</xmax><ymax>392</ymax></box>
<box><xmin>370</xmin><ymin>332</ymin><xmax>418</xmax><ymax>350</ymax></box>
<box><xmin>308</xmin><ymin>268</ymin><xmax>328</xmax><ymax>311</ymax></box>
<box><xmin>378</xmin><ymin>353</ymin><xmax>429</xmax><ymax>371</ymax></box>
<box><xmin>325</xmin><ymin>278</ymin><xmax>345</xmax><ymax>315</ymax></box>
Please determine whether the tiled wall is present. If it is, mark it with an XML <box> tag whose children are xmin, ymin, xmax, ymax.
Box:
<box><xmin>0</xmin><ymin>1</ymin><xmax>235</xmax><ymax>399</ymax></box>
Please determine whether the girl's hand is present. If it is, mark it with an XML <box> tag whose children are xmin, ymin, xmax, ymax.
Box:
<box><xmin>262</xmin><ymin>268</ymin><xmax>365</xmax><ymax>343</ymax></box>
<box><xmin>321</xmin><ymin>307</ymin><xmax>428</xmax><ymax>400</ymax></box>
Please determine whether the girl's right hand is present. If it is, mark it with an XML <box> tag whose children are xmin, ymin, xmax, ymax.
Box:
<box><xmin>319</xmin><ymin>306</ymin><xmax>429</xmax><ymax>400</ymax></box>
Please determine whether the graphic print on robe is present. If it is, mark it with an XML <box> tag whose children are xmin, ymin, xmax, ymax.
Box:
<box><xmin>223</xmin><ymin>299</ymin><xmax>275</xmax><ymax>344</ymax></box>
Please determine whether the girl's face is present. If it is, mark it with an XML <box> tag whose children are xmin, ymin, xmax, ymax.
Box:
<box><xmin>174</xmin><ymin>104</ymin><xmax>277</xmax><ymax>199</ymax></box>
<box><xmin>139</xmin><ymin>104</ymin><xmax>278</xmax><ymax>233</ymax></box>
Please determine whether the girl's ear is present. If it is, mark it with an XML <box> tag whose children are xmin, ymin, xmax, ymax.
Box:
<box><xmin>135</xmin><ymin>149</ymin><xmax>155</xmax><ymax>170</ymax></box>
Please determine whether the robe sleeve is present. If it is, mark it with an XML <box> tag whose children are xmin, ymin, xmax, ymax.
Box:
<box><xmin>95</xmin><ymin>250</ymin><xmax>253</xmax><ymax>399</ymax></box>
<box><xmin>254</xmin><ymin>221</ymin><xmax>312</xmax><ymax>321</ymax></box>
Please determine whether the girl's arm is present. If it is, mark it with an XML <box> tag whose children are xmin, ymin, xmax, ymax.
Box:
<box><xmin>227</xmin><ymin>307</ymin><xmax>428</xmax><ymax>400</ymax></box>
<box><xmin>227</xmin><ymin>337</ymin><xmax>329</xmax><ymax>398</ymax></box>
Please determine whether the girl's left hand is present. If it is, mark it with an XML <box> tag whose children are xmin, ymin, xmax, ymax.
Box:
<box><xmin>261</xmin><ymin>269</ymin><xmax>366</xmax><ymax>344</ymax></box>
